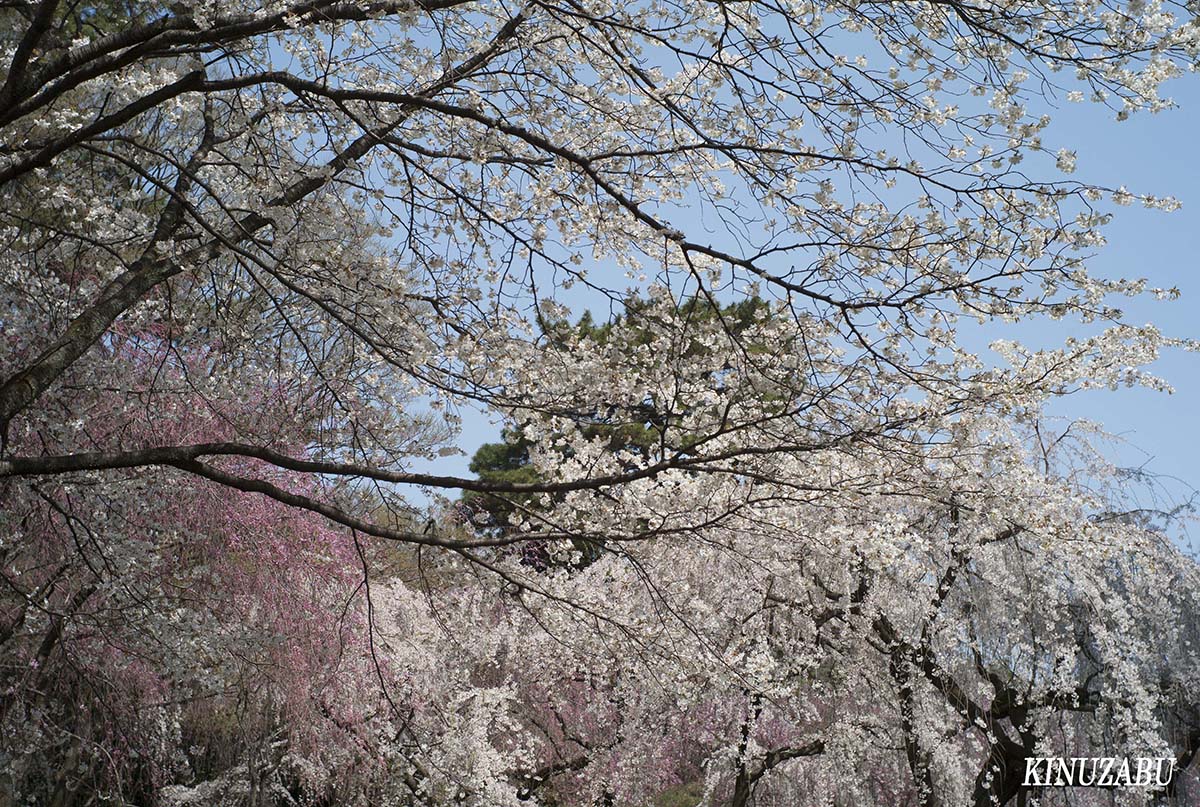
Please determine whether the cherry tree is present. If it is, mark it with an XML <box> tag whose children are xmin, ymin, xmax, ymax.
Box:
<box><xmin>2</xmin><ymin>0</ymin><xmax>1200</xmax><ymax>803</ymax></box>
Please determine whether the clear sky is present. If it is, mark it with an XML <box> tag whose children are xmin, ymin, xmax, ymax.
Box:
<box><xmin>1031</xmin><ymin>75</ymin><xmax>1200</xmax><ymax>492</ymax></box>
<box><xmin>425</xmin><ymin>73</ymin><xmax>1200</xmax><ymax>509</ymax></box>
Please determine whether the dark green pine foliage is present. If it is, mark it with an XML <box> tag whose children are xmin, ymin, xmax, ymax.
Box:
<box><xmin>462</xmin><ymin>295</ymin><xmax>770</xmax><ymax>568</ymax></box>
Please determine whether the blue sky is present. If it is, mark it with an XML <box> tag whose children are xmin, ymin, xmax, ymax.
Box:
<box><xmin>1030</xmin><ymin>76</ymin><xmax>1200</xmax><ymax>491</ymax></box>
<box><xmin>426</xmin><ymin>72</ymin><xmax>1200</xmax><ymax>510</ymax></box>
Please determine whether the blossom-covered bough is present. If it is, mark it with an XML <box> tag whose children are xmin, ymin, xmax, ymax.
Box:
<box><xmin>1</xmin><ymin>0</ymin><xmax>1199</xmax><ymax>803</ymax></box>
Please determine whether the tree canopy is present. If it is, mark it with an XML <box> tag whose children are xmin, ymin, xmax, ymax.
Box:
<box><xmin>2</xmin><ymin>0</ymin><xmax>1200</xmax><ymax>804</ymax></box>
